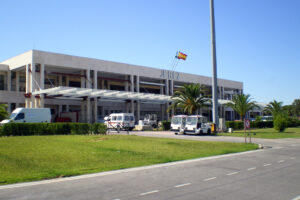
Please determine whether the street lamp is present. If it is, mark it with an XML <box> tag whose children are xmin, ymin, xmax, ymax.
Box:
<box><xmin>210</xmin><ymin>0</ymin><xmax>219</xmax><ymax>127</ymax></box>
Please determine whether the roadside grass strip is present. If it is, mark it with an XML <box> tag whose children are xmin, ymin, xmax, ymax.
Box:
<box><xmin>0</xmin><ymin>135</ymin><xmax>258</xmax><ymax>185</ymax></box>
<box><xmin>218</xmin><ymin>127</ymin><xmax>300</xmax><ymax>139</ymax></box>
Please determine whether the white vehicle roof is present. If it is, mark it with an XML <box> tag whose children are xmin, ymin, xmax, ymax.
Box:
<box><xmin>172</xmin><ymin>115</ymin><xmax>187</xmax><ymax>117</ymax></box>
<box><xmin>109</xmin><ymin>113</ymin><xmax>134</xmax><ymax>116</ymax></box>
<box><xmin>187</xmin><ymin>115</ymin><xmax>207</xmax><ymax>118</ymax></box>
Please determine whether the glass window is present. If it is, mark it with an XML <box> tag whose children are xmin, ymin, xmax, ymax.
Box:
<box><xmin>171</xmin><ymin>117</ymin><xmax>181</xmax><ymax>125</ymax></box>
<box><xmin>15</xmin><ymin>113</ymin><xmax>25</xmax><ymax>120</ymax></box>
<box><xmin>117</xmin><ymin>116</ymin><xmax>122</xmax><ymax>121</ymax></box>
<box><xmin>125</xmin><ymin>116</ymin><xmax>130</xmax><ymax>121</ymax></box>
<box><xmin>130</xmin><ymin>116</ymin><xmax>134</xmax><ymax>121</ymax></box>
<box><xmin>111</xmin><ymin>116</ymin><xmax>117</xmax><ymax>121</ymax></box>
<box><xmin>0</xmin><ymin>75</ymin><xmax>4</xmax><ymax>90</ymax></box>
<box><xmin>186</xmin><ymin>117</ymin><xmax>197</xmax><ymax>125</ymax></box>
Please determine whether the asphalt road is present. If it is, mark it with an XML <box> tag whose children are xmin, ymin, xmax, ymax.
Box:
<box><xmin>0</xmin><ymin>132</ymin><xmax>300</xmax><ymax>200</ymax></box>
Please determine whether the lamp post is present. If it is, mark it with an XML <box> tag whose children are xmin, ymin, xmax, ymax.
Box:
<box><xmin>210</xmin><ymin>0</ymin><xmax>219</xmax><ymax>127</ymax></box>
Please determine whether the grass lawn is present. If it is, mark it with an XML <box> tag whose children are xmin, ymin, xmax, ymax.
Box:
<box><xmin>0</xmin><ymin>135</ymin><xmax>257</xmax><ymax>185</ymax></box>
<box><xmin>218</xmin><ymin>127</ymin><xmax>300</xmax><ymax>139</ymax></box>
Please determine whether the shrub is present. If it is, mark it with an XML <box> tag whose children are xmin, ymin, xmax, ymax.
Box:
<box><xmin>274</xmin><ymin>115</ymin><xmax>288</xmax><ymax>132</ymax></box>
<box><xmin>287</xmin><ymin>117</ymin><xmax>300</xmax><ymax>127</ymax></box>
<box><xmin>0</xmin><ymin>123</ymin><xmax>107</xmax><ymax>136</ymax></box>
<box><xmin>90</xmin><ymin>123</ymin><xmax>107</xmax><ymax>134</ymax></box>
<box><xmin>161</xmin><ymin>121</ymin><xmax>171</xmax><ymax>131</ymax></box>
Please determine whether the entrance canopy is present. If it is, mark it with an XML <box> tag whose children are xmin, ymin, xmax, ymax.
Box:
<box><xmin>32</xmin><ymin>86</ymin><xmax>172</xmax><ymax>103</ymax></box>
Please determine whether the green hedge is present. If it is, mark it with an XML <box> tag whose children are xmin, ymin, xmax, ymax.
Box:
<box><xmin>225</xmin><ymin>121</ymin><xmax>273</xmax><ymax>130</ymax></box>
<box><xmin>161</xmin><ymin>121</ymin><xmax>171</xmax><ymax>131</ymax></box>
<box><xmin>226</xmin><ymin>118</ymin><xmax>300</xmax><ymax>130</ymax></box>
<box><xmin>0</xmin><ymin>123</ymin><xmax>107</xmax><ymax>136</ymax></box>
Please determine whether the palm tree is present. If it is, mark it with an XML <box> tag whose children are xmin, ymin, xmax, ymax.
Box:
<box><xmin>226</xmin><ymin>94</ymin><xmax>259</xmax><ymax>143</ymax></box>
<box><xmin>264</xmin><ymin>100</ymin><xmax>283</xmax><ymax>118</ymax></box>
<box><xmin>169</xmin><ymin>84</ymin><xmax>209</xmax><ymax>115</ymax></box>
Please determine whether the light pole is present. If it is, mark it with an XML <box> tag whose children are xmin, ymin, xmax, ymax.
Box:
<box><xmin>210</xmin><ymin>0</ymin><xmax>219</xmax><ymax>127</ymax></box>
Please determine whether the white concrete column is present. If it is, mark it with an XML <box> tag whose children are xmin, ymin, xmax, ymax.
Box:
<box><xmin>125</xmin><ymin>75</ymin><xmax>129</xmax><ymax>91</ymax></box>
<box><xmin>66</xmin><ymin>105</ymin><xmax>70</xmax><ymax>112</ymax></box>
<box><xmin>7</xmin><ymin>71</ymin><xmax>11</xmax><ymax>91</ymax></box>
<box><xmin>40</xmin><ymin>64</ymin><xmax>45</xmax><ymax>108</ymax></box>
<box><xmin>125</xmin><ymin>76</ymin><xmax>129</xmax><ymax>113</ymax></box>
<box><xmin>30</xmin><ymin>63</ymin><xmax>35</xmax><ymax>108</ymax></box>
<box><xmin>81</xmin><ymin>70</ymin><xmax>85</xmax><ymax>88</ymax></box>
<box><xmin>93</xmin><ymin>70</ymin><xmax>98</xmax><ymax>123</ymax></box>
<box><xmin>16</xmin><ymin>71</ymin><xmax>20</xmax><ymax>92</ymax></box>
<box><xmin>165</xmin><ymin>79</ymin><xmax>169</xmax><ymax>95</ymax></box>
<box><xmin>86</xmin><ymin>69</ymin><xmax>91</xmax><ymax>89</ymax></box>
<box><xmin>86</xmin><ymin>98</ymin><xmax>91</xmax><ymax>123</ymax></box>
<box><xmin>25</xmin><ymin>64</ymin><xmax>30</xmax><ymax>108</ymax></box>
<box><xmin>81</xmin><ymin>101</ymin><xmax>85</xmax><ymax>122</ymax></box>
<box><xmin>94</xmin><ymin>99</ymin><xmax>98</xmax><ymax>123</ymax></box>
<box><xmin>7</xmin><ymin>103</ymin><xmax>11</xmax><ymax>114</ymax></box>
<box><xmin>160</xmin><ymin>104</ymin><xmax>164</xmax><ymax>121</ymax></box>
<box><xmin>130</xmin><ymin>75</ymin><xmax>134</xmax><ymax>114</ymax></box>
<box><xmin>58</xmin><ymin>75</ymin><xmax>63</xmax><ymax>86</ymax></box>
<box><xmin>66</xmin><ymin>76</ymin><xmax>69</xmax><ymax>87</ymax></box>
<box><xmin>160</xmin><ymin>80</ymin><xmax>164</xmax><ymax>94</ymax></box>
<box><xmin>101</xmin><ymin>80</ymin><xmax>105</xmax><ymax>89</ymax></box>
<box><xmin>137</xmin><ymin>101</ymin><xmax>140</xmax><ymax>121</ymax></box>
<box><xmin>58</xmin><ymin>104</ymin><xmax>63</xmax><ymax>116</ymax></box>
<box><xmin>170</xmin><ymin>80</ymin><xmax>174</xmax><ymax>96</ymax></box>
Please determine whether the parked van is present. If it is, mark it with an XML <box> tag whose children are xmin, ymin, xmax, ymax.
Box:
<box><xmin>184</xmin><ymin>115</ymin><xmax>211</xmax><ymax>134</ymax></box>
<box><xmin>104</xmin><ymin>113</ymin><xmax>135</xmax><ymax>131</ymax></box>
<box><xmin>0</xmin><ymin>108</ymin><xmax>51</xmax><ymax>124</ymax></box>
<box><xmin>171</xmin><ymin>115</ymin><xmax>187</xmax><ymax>132</ymax></box>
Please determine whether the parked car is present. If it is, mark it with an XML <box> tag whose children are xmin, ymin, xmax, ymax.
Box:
<box><xmin>0</xmin><ymin>108</ymin><xmax>51</xmax><ymax>124</ymax></box>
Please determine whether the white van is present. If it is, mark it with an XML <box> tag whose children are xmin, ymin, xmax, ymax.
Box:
<box><xmin>184</xmin><ymin>115</ymin><xmax>211</xmax><ymax>135</ymax></box>
<box><xmin>0</xmin><ymin>108</ymin><xmax>51</xmax><ymax>124</ymax></box>
<box><xmin>105</xmin><ymin>113</ymin><xmax>135</xmax><ymax>131</ymax></box>
<box><xmin>171</xmin><ymin>115</ymin><xmax>187</xmax><ymax>132</ymax></box>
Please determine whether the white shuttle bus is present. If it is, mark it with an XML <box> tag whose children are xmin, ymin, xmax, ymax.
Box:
<box><xmin>184</xmin><ymin>115</ymin><xmax>211</xmax><ymax>135</ymax></box>
<box><xmin>0</xmin><ymin>108</ymin><xmax>51</xmax><ymax>124</ymax></box>
<box><xmin>171</xmin><ymin>115</ymin><xmax>187</xmax><ymax>133</ymax></box>
<box><xmin>104</xmin><ymin>113</ymin><xmax>135</xmax><ymax>131</ymax></box>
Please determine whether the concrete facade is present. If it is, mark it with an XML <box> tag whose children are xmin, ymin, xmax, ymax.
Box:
<box><xmin>0</xmin><ymin>50</ymin><xmax>243</xmax><ymax>122</ymax></box>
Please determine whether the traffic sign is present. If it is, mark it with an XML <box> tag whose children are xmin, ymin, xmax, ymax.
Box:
<box><xmin>245</xmin><ymin>119</ymin><xmax>250</xmax><ymax>129</ymax></box>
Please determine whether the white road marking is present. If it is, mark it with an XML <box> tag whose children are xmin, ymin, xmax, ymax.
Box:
<box><xmin>278</xmin><ymin>160</ymin><xmax>285</xmax><ymax>163</ymax></box>
<box><xmin>226</xmin><ymin>172</ymin><xmax>239</xmax><ymax>176</ymax></box>
<box><xmin>175</xmin><ymin>183</ymin><xmax>191</xmax><ymax>188</ymax></box>
<box><xmin>290</xmin><ymin>157</ymin><xmax>296</xmax><ymax>160</ymax></box>
<box><xmin>263</xmin><ymin>163</ymin><xmax>272</xmax><ymax>167</ymax></box>
<box><xmin>204</xmin><ymin>177</ymin><xmax>216</xmax><ymax>181</ymax></box>
<box><xmin>247</xmin><ymin>167</ymin><xmax>256</xmax><ymax>171</ymax></box>
<box><xmin>140</xmin><ymin>190</ymin><xmax>159</xmax><ymax>196</ymax></box>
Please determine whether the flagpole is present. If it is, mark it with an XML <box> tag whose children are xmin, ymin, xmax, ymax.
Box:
<box><xmin>210</xmin><ymin>0</ymin><xmax>219</xmax><ymax>128</ymax></box>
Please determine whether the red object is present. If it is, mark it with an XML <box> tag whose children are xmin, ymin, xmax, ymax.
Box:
<box><xmin>55</xmin><ymin>117</ymin><xmax>71</xmax><ymax>122</ymax></box>
<box><xmin>245</xmin><ymin>119</ymin><xmax>251</xmax><ymax>129</ymax></box>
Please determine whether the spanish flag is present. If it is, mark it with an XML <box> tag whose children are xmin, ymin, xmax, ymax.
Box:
<box><xmin>176</xmin><ymin>51</ymin><xmax>187</xmax><ymax>60</ymax></box>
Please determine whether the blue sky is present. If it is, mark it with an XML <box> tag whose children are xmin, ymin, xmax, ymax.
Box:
<box><xmin>0</xmin><ymin>0</ymin><xmax>299</xmax><ymax>104</ymax></box>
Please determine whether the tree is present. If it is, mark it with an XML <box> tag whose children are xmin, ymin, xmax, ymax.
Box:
<box><xmin>225</xmin><ymin>94</ymin><xmax>259</xmax><ymax>143</ymax></box>
<box><xmin>264</xmin><ymin>100</ymin><xmax>284</xmax><ymax>118</ymax></box>
<box><xmin>292</xmin><ymin>98</ymin><xmax>300</xmax><ymax>116</ymax></box>
<box><xmin>0</xmin><ymin>104</ymin><xmax>8</xmax><ymax>121</ymax></box>
<box><xmin>265</xmin><ymin>100</ymin><xmax>288</xmax><ymax>132</ymax></box>
<box><xmin>169</xmin><ymin>84</ymin><xmax>209</xmax><ymax>115</ymax></box>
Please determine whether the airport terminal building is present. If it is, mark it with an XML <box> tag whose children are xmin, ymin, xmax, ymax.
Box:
<box><xmin>0</xmin><ymin>50</ymin><xmax>243</xmax><ymax>123</ymax></box>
